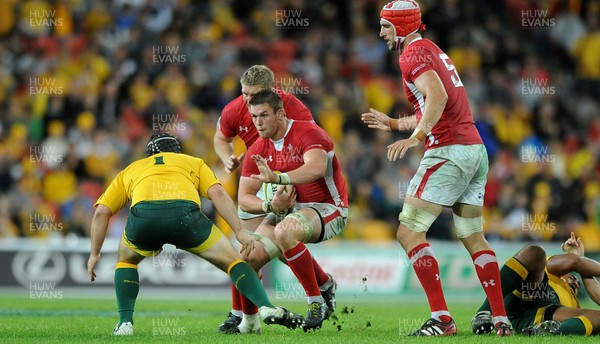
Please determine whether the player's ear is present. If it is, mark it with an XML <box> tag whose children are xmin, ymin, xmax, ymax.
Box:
<box><xmin>276</xmin><ymin>108</ymin><xmax>285</xmax><ymax>119</ymax></box>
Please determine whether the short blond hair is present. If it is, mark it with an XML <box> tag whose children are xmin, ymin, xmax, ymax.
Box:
<box><xmin>240</xmin><ymin>65</ymin><xmax>275</xmax><ymax>89</ymax></box>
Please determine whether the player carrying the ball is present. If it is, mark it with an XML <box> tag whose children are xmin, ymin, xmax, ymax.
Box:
<box><xmin>234</xmin><ymin>89</ymin><xmax>348</xmax><ymax>332</ymax></box>
<box><xmin>87</xmin><ymin>133</ymin><xmax>304</xmax><ymax>335</ymax></box>
<box><xmin>362</xmin><ymin>0</ymin><xmax>511</xmax><ymax>336</ymax></box>
<box><xmin>213</xmin><ymin>65</ymin><xmax>338</xmax><ymax>333</ymax></box>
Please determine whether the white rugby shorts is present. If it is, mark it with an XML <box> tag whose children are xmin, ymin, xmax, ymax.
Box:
<box><xmin>406</xmin><ymin>144</ymin><xmax>488</xmax><ymax>207</ymax></box>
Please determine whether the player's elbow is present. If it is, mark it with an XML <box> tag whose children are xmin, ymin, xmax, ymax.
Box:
<box><xmin>209</xmin><ymin>185</ymin><xmax>234</xmax><ymax>210</ymax></box>
<box><xmin>437</xmin><ymin>89</ymin><xmax>448</xmax><ymax>107</ymax></box>
<box><xmin>93</xmin><ymin>204</ymin><xmax>113</xmax><ymax>220</ymax></box>
<box><xmin>302</xmin><ymin>151</ymin><xmax>328</xmax><ymax>181</ymax></box>
<box><xmin>213</xmin><ymin>127</ymin><xmax>232</xmax><ymax>145</ymax></box>
<box><xmin>309</xmin><ymin>165</ymin><xmax>326</xmax><ymax>180</ymax></box>
<box><xmin>547</xmin><ymin>253</ymin><xmax>580</xmax><ymax>275</ymax></box>
<box><xmin>213</xmin><ymin>133</ymin><xmax>227</xmax><ymax>146</ymax></box>
<box><xmin>238</xmin><ymin>195</ymin><xmax>253</xmax><ymax>212</ymax></box>
<box><xmin>560</xmin><ymin>254</ymin><xmax>581</xmax><ymax>270</ymax></box>
<box><xmin>207</xmin><ymin>184</ymin><xmax>227</xmax><ymax>201</ymax></box>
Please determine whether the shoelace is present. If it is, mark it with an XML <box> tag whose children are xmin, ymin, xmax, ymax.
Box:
<box><xmin>308</xmin><ymin>303</ymin><xmax>321</xmax><ymax>317</ymax></box>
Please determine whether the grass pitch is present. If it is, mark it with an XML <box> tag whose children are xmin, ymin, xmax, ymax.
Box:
<box><xmin>0</xmin><ymin>292</ymin><xmax>597</xmax><ymax>343</ymax></box>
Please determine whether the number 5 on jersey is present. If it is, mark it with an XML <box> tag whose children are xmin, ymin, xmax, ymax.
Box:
<box><xmin>439</xmin><ymin>53</ymin><xmax>463</xmax><ymax>88</ymax></box>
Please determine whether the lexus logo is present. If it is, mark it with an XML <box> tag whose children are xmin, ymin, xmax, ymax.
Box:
<box><xmin>12</xmin><ymin>251</ymin><xmax>66</xmax><ymax>287</ymax></box>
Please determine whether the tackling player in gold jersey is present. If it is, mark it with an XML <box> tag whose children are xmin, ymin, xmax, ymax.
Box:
<box><xmin>87</xmin><ymin>133</ymin><xmax>303</xmax><ymax>335</ymax></box>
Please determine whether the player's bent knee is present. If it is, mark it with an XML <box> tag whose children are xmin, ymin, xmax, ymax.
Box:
<box><xmin>398</xmin><ymin>203</ymin><xmax>436</xmax><ymax>233</ymax></box>
<box><xmin>279</xmin><ymin>212</ymin><xmax>313</xmax><ymax>242</ymax></box>
<box><xmin>516</xmin><ymin>244</ymin><xmax>547</xmax><ymax>271</ymax></box>
<box><xmin>453</xmin><ymin>214</ymin><xmax>483</xmax><ymax>238</ymax></box>
<box><xmin>248</xmin><ymin>232</ymin><xmax>281</xmax><ymax>261</ymax></box>
<box><xmin>520</xmin><ymin>244</ymin><xmax>546</xmax><ymax>260</ymax></box>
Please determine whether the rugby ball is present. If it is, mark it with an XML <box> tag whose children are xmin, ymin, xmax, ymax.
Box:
<box><xmin>262</xmin><ymin>182</ymin><xmax>291</xmax><ymax>216</ymax></box>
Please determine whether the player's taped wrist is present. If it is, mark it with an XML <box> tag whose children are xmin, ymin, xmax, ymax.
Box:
<box><xmin>277</xmin><ymin>173</ymin><xmax>291</xmax><ymax>185</ymax></box>
<box><xmin>410</xmin><ymin>127</ymin><xmax>427</xmax><ymax>142</ymax></box>
<box><xmin>388</xmin><ymin>118</ymin><xmax>399</xmax><ymax>131</ymax></box>
<box><xmin>262</xmin><ymin>201</ymin><xmax>272</xmax><ymax>213</ymax></box>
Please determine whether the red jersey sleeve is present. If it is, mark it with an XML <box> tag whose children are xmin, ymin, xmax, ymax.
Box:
<box><xmin>280</xmin><ymin>91</ymin><xmax>313</xmax><ymax>121</ymax></box>
<box><xmin>298</xmin><ymin>123</ymin><xmax>331</xmax><ymax>154</ymax></box>
<box><xmin>400</xmin><ymin>43</ymin><xmax>435</xmax><ymax>83</ymax></box>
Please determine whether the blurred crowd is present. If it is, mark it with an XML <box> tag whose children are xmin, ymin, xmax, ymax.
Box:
<box><xmin>0</xmin><ymin>0</ymin><xmax>599</xmax><ymax>250</ymax></box>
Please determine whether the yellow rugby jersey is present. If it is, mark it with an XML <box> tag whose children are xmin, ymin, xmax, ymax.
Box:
<box><xmin>546</xmin><ymin>264</ymin><xmax>580</xmax><ymax>309</ymax></box>
<box><xmin>95</xmin><ymin>152</ymin><xmax>220</xmax><ymax>214</ymax></box>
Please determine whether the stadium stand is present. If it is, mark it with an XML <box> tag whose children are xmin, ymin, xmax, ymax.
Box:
<box><xmin>0</xmin><ymin>0</ymin><xmax>598</xmax><ymax>250</ymax></box>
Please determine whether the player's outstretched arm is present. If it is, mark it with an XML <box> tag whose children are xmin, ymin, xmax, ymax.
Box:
<box><xmin>547</xmin><ymin>254</ymin><xmax>600</xmax><ymax>278</ymax></box>
<box><xmin>88</xmin><ymin>204</ymin><xmax>113</xmax><ymax>282</ymax></box>
<box><xmin>546</xmin><ymin>251</ymin><xmax>600</xmax><ymax>304</ymax></box>
<box><xmin>583</xmin><ymin>276</ymin><xmax>600</xmax><ymax>305</ymax></box>
<box><xmin>361</xmin><ymin>108</ymin><xmax>393</xmax><ymax>131</ymax></box>
<box><xmin>361</xmin><ymin>108</ymin><xmax>417</xmax><ymax>132</ymax></box>
<box><xmin>207</xmin><ymin>183</ymin><xmax>255</xmax><ymax>255</ymax></box>
<box><xmin>250</xmin><ymin>150</ymin><xmax>327</xmax><ymax>186</ymax></box>
<box><xmin>559</xmin><ymin>232</ymin><xmax>600</xmax><ymax>305</ymax></box>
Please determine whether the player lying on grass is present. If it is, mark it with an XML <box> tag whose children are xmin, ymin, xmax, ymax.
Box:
<box><xmin>472</xmin><ymin>232</ymin><xmax>600</xmax><ymax>336</ymax></box>
<box><xmin>233</xmin><ymin>89</ymin><xmax>347</xmax><ymax>332</ymax></box>
<box><xmin>86</xmin><ymin>133</ymin><xmax>304</xmax><ymax>335</ymax></box>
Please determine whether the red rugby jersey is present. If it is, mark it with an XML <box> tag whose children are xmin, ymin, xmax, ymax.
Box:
<box><xmin>399</xmin><ymin>38</ymin><xmax>483</xmax><ymax>149</ymax></box>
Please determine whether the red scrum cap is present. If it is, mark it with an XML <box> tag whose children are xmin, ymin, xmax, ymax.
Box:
<box><xmin>380</xmin><ymin>0</ymin><xmax>426</xmax><ymax>49</ymax></box>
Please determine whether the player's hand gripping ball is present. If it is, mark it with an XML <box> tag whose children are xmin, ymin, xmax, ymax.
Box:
<box><xmin>263</xmin><ymin>178</ymin><xmax>294</xmax><ymax>221</ymax></box>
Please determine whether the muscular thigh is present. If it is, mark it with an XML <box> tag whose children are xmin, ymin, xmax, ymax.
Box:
<box><xmin>117</xmin><ymin>238</ymin><xmax>146</xmax><ymax>264</ymax></box>
<box><xmin>296</xmin><ymin>203</ymin><xmax>347</xmax><ymax>243</ymax></box>
<box><xmin>192</xmin><ymin>233</ymin><xmax>239</xmax><ymax>273</ymax></box>
<box><xmin>407</xmin><ymin>144</ymin><xmax>487</xmax><ymax>207</ymax></box>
